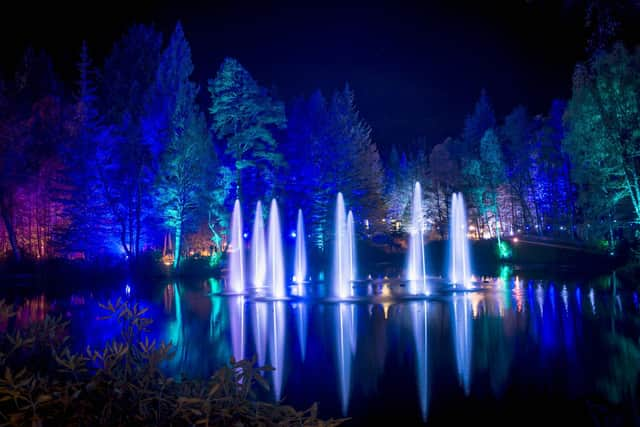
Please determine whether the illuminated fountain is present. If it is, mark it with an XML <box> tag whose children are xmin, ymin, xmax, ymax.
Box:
<box><xmin>251</xmin><ymin>201</ymin><xmax>267</xmax><ymax>288</ymax></box>
<box><xmin>450</xmin><ymin>193</ymin><xmax>471</xmax><ymax>287</ymax></box>
<box><xmin>407</xmin><ymin>182</ymin><xmax>427</xmax><ymax>294</ymax></box>
<box><xmin>267</xmin><ymin>199</ymin><xmax>286</xmax><ymax>298</ymax></box>
<box><xmin>293</xmin><ymin>209</ymin><xmax>307</xmax><ymax>284</ymax></box>
<box><xmin>347</xmin><ymin>210</ymin><xmax>356</xmax><ymax>282</ymax></box>
<box><xmin>229</xmin><ymin>200</ymin><xmax>245</xmax><ymax>294</ymax></box>
<box><xmin>333</xmin><ymin>193</ymin><xmax>355</xmax><ymax>298</ymax></box>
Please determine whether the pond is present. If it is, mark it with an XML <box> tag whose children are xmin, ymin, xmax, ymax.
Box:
<box><xmin>7</xmin><ymin>271</ymin><xmax>640</xmax><ymax>426</ymax></box>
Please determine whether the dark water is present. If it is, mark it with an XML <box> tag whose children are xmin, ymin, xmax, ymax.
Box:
<box><xmin>7</xmin><ymin>272</ymin><xmax>640</xmax><ymax>426</ymax></box>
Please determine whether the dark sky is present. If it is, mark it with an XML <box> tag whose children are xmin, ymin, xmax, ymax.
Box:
<box><xmin>2</xmin><ymin>0</ymin><xmax>639</xmax><ymax>155</ymax></box>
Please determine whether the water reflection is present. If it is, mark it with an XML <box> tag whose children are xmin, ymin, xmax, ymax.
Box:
<box><xmin>270</xmin><ymin>301</ymin><xmax>287</xmax><ymax>401</ymax></box>
<box><xmin>410</xmin><ymin>301</ymin><xmax>429</xmax><ymax>421</ymax></box>
<box><xmin>335</xmin><ymin>303</ymin><xmax>357</xmax><ymax>415</ymax></box>
<box><xmin>452</xmin><ymin>293</ymin><xmax>473</xmax><ymax>395</ymax></box>
<box><xmin>12</xmin><ymin>273</ymin><xmax>640</xmax><ymax>425</ymax></box>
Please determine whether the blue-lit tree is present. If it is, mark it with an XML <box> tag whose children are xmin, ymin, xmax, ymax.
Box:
<box><xmin>99</xmin><ymin>24</ymin><xmax>163</xmax><ymax>260</ymax></box>
<box><xmin>208</xmin><ymin>57</ymin><xmax>287</xmax><ymax>208</ymax></box>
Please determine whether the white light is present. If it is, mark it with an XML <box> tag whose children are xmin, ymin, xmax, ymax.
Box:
<box><xmin>290</xmin><ymin>231</ymin><xmax>297</xmax><ymax>238</ymax></box>
<box><xmin>243</xmin><ymin>232</ymin><xmax>248</xmax><ymax>239</ymax></box>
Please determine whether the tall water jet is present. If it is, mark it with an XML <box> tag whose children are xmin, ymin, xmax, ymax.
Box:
<box><xmin>251</xmin><ymin>201</ymin><xmax>267</xmax><ymax>288</ymax></box>
<box><xmin>229</xmin><ymin>200</ymin><xmax>245</xmax><ymax>294</ymax></box>
<box><xmin>267</xmin><ymin>199</ymin><xmax>285</xmax><ymax>298</ymax></box>
<box><xmin>407</xmin><ymin>182</ymin><xmax>427</xmax><ymax>294</ymax></box>
<box><xmin>347</xmin><ymin>211</ymin><xmax>356</xmax><ymax>282</ymax></box>
<box><xmin>450</xmin><ymin>193</ymin><xmax>471</xmax><ymax>288</ymax></box>
<box><xmin>294</xmin><ymin>209</ymin><xmax>307</xmax><ymax>284</ymax></box>
<box><xmin>333</xmin><ymin>193</ymin><xmax>354</xmax><ymax>298</ymax></box>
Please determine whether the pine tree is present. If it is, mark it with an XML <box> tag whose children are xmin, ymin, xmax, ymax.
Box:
<box><xmin>208</xmin><ymin>57</ymin><xmax>287</xmax><ymax>207</ymax></box>
<box><xmin>153</xmin><ymin>23</ymin><xmax>211</xmax><ymax>268</ymax></box>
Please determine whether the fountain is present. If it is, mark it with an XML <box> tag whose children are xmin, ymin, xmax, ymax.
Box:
<box><xmin>294</xmin><ymin>209</ymin><xmax>307</xmax><ymax>284</ymax></box>
<box><xmin>267</xmin><ymin>199</ymin><xmax>286</xmax><ymax>298</ymax></box>
<box><xmin>333</xmin><ymin>193</ymin><xmax>356</xmax><ymax>298</ymax></box>
<box><xmin>229</xmin><ymin>296</ymin><xmax>245</xmax><ymax>362</ymax></box>
<box><xmin>251</xmin><ymin>201</ymin><xmax>267</xmax><ymax>288</ymax></box>
<box><xmin>229</xmin><ymin>200</ymin><xmax>245</xmax><ymax>294</ymax></box>
<box><xmin>407</xmin><ymin>182</ymin><xmax>427</xmax><ymax>294</ymax></box>
<box><xmin>450</xmin><ymin>193</ymin><xmax>471</xmax><ymax>287</ymax></box>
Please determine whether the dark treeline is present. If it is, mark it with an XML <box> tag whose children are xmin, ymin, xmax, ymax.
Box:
<box><xmin>1</xmin><ymin>18</ymin><xmax>639</xmax><ymax>269</ymax></box>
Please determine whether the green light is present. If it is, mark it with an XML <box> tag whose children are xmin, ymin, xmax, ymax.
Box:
<box><xmin>498</xmin><ymin>241</ymin><xmax>512</xmax><ymax>259</ymax></box>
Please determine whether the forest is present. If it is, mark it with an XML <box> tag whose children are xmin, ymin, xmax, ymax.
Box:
<box><xmin>1</xmin><ymin>21</ymin><xmax>639</xmax><ymax>269</ymax></box>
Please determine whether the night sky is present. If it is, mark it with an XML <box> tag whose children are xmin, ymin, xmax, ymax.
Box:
<box><xmin>2</xmin><ymin>0</ymin><xmax>639</xmax><ymax>154</ymax></box>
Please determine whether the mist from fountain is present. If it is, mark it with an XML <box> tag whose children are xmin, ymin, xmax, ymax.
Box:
<box><xmin>229</xmin><ymin>200</ymin><xmax>245</xmax><ymax>294</ymax></box>
<box><xmin>294</xmin><ymin>209</ymin><xmax>307</xmax><ymax>284</ymax></box>
<box><xmin>267</xmin><ymin>199</ymin><xmax>286</xmax><ymax>298</ymax></box>
<box><xmin>251</xmin><ymin>201</ymin><xmax>267</xmax><ymax>288</ymax></box>
<box><xmin>450</xmin><ymin>193</ymin><xmax>471</xmax><ymax>288</ymax></box>
<box><xmin>347</xmin><ymin>210</ymin><xmax>356</xmax><ymax>282</ymax></box>
<box><xmin>407</xmin><ymin>182</ymin><xmax>427</xmax><ymax>294</ymax></box>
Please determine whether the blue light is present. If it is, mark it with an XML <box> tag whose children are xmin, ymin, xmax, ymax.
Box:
<box><xmin>290</xmin><ymin>231</ymin><xmax>297</xmax><ymax>238</ymax></box>
<box><xmin>125</xmin><ymin>284</ymin><xmax>131</xmax><ymax>297</ymax></box>
<box><xmin>243</xmin><ymin>232</ymin><xmax>248</xmax><ymax>239</ymax></box>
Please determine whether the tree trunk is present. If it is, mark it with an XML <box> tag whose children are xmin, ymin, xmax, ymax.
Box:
<box><xmin>1</xmin><ymin>204</ymin><xmax>21</xmax><ymax>262</ymax></box>
<box><xmin>173</xmin><ymin>223</ymin><xmax>182</xmax><ymax>269</ymax></box>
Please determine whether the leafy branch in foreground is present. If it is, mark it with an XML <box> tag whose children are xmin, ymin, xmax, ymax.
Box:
<box><xmin>0</xmin><ymin>298</ymin><xmax>346</xmax><ymax>426</ymax></box>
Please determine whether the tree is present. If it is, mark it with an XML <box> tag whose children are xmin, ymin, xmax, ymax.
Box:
<box><xmin>154</xmin><ymin>23</ymin><xmax>211</xmax><ymax>268</ymax></box>
<box><xmin>564</xmin><ymin>43</ymin><xmax>640</xmax><ymax>243</ymax></box>
<box><xmin>479</xmin><ymin>129</ymin><xmax>506</xmax><ymax>237</ymax></box>
<box><xmin>99</xmin><ymin>24</ymin><xmax>163</xmax><ymax>260</ymax></box>
<box><xmin>64</xmin><ymin>41</ymin><xmax>112</xmax><ymax>258</ymax></box>
<box><xmin>208</xmin><ymin>58</ymin><xmax>287</xmax><ymax>207</ymax></box>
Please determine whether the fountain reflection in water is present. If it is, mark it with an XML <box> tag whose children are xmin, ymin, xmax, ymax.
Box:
<box><xmin>452</xmin><ymin>294</ymin><xmax>473</xmax><ymax>395</ymax></box>
<box><xmin>335</xmin><ymin>303</ymin><xmax>357</xmax><ymax>415</ymax></box>
<box><xmin>407</xmin><ymin>182</ymin><xmax>427</xmax><ymax>294</ymax></box>
<box><xmin>270</xmin><ymin>301</ymin><xmax>287</xmax><ymax>401</ymax></box>
<box><xmin>295</xmin><ymin>302</ymin><xmax>308</xmax><ymax>361</ymax></box>
<box><xmin>410</xmin><ymin>301</ymin><xmax>430</xmax><ymax>421</ymax></box>
<box><xmin>252</xmin><ymin>301</ymin><xmax>268</xmax><ymax>366</ymax></box>
<box><xmin>450</xmin><ymin>193</ymin><xmax>471</xmax><ymax>288</ymax></box>
<box><xmin>229</xmin><ymin>200</ymin><xmax>245</xmax><ymax>294</ymax></box>
<box><xmin>294</xmin><ymin>209</ymin><xmax>307</xmax><ymax>285</ymax></box>
<box><xmin>251</xmin><ymin>201</ymin><xmax>267</xmax><ymax>289</ymax></box>
<box><xmin>267</xmin><ymin>199</ymin><xmax>285</xmax><ymax>298</ymax></box>
<box><xmin>229</xmin><ymin>296</ymin><xmax>245</xmax><ymax>362</ymax></box>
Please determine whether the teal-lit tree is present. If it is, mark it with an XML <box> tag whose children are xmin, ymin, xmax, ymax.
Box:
<box><xmin>208</xmin><ymin>58</ymin><xmax>286</xmax><ymax>206</ymax></box>
<box><xmin>154</xmin><ymin>23</ymin><xmax>211</xmax><ymax>268</ymax></box>
<box><xmin>564</xmin><ymin>43</ymin><xmax>640</xmax><ymax>245</ymax></box>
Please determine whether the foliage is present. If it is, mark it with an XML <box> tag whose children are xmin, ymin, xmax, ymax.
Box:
<box><xmin>0</xmin><ymin>299</ymin><xmax>345</xmax><ymax>426</ymax></box>
<box><xmin>208</xmin><ymin>57</ymin><xmax>287</xmax><ymax>206</ymax></box>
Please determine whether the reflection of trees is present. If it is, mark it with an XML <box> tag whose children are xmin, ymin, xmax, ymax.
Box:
<box><xmin>474</xmin><ymin>305</ymin><xmax>515</xmax><ymax>397</ymax></box>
